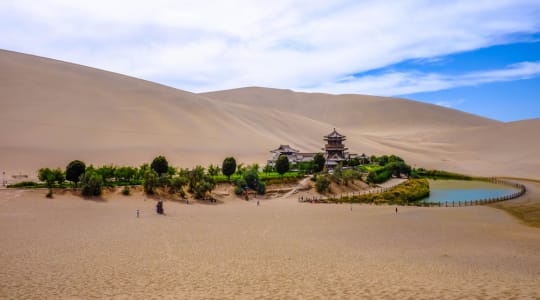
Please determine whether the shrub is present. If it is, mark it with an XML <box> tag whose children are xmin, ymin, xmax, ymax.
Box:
<box><xmin>415</xmin><ymin>169</ymin><xmax>472</xmax><ymax>180</ymax></box>
<box><xmin>207</xmin><ymin>164</ymin><xmax>221</xmax><ymax>176</ymax></box>
<box><xmin>96</xmin><ymin>165</ymin><xmax>115</xmax><ymax>187</ymax></box>
<box><xmin>114</xmin><ymin>166</ymin><xmax>137</xmax><ymax>182</ymax></box>
<box><xmin>80</xmin><ymin>170</ymin><xmax>104</xmax><ymax>196</ymax></box>
<box><xmin>328</xmin><ymin>179</ymin><xmax>430</xmax><ymax>204</ymax></box>
<box><xmin>256</xmin><ymin>182</ymin><xmax>266</xmax><ymax>195</ymax></box>
<box><xmin>188</xmin><ymin>166</ymin><xmax>216</xmax><ymax>199</ymax></box>
<box><xmin>315</xmin><ymin>175</ymin><xmax>331</xmax><ymax>193</ymax></box>
<box><xmin>169</xmin><ymin>176</ymin><xmax>188</xmax><ymax>194</ymax></box>
<box><xmin>244</xmin><ymin>169</ymin><xmax>259</xmax><ymax>190</ymax></box>
<box><xmin>8</xmin><ymin>181</ymin><xmax>39</xmax><ymax>188</ymax></box>
<box><xmin>234</xmin><ymin>185</ymin><xmax>245</xmax><ymax>195</ymax></box>
<box><xmin>143</xmin><ymin>170</ymin><xmax>158</xmax><ymax>194</ymax></box>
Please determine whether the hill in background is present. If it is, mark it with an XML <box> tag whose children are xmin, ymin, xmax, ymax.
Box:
<box><xmin>1</xmin><ymin>49</ymin><xmax>538</xmax><ymax>179</ymax></box>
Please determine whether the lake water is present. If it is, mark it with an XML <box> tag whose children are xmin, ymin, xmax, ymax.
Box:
<box><xmin>422</xmin><ymin>180</ymin><xmax>520</xmax><ymax>204</ymax></box>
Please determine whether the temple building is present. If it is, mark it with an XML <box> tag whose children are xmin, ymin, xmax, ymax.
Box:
<box><xmin>322</xmin><ymin>128</ymin><xmax>351</xmax><ymax>168</ymax></box>
<box><xmin>267</xmin><ymin>128</ymin><xmax>361</xmax><ymax>169</ymax></box>
<box><xmin>267</xmin><ymin>145</ymin><xmax>316</xmax><ymax>167</ymax></box>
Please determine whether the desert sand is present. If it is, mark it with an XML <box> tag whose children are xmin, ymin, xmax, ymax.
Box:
<box><xmin>1</xmin><ymin>49</ymin><xmax>539</xmax><ymax>181</ymax></box>
<box><xmin>1</xmin><ymin>188</ymin><xmax>539</xmax><ymax>299</ymax></box>
<box><xmin>1</xmin><ymin>49</ymin><xmax>540</xmax><ymax>299</ymax></box>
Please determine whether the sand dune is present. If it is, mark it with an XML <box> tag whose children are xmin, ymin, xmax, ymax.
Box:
<box><xmin>1</xmin><ymin>189</ymin><xmax>539</xmax><ymax>299</ymax></box>
<box><xmin>1</xmin><ymin>49</ymin><xmax>539</xmax><ymax>180</ymax></box>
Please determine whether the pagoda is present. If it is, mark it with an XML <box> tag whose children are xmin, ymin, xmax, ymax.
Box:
<box><xmin>323</xmin><ymin>128</ymin><xmax>349</xmax><ymax>168</ymax></box>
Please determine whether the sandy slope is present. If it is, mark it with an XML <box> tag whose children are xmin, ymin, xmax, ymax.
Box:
<box><xmin>0</xmin><ymin>189</ymin><xmax>539</xmax><ymax>299</ymax></box>
<box><xmin>1</xmin><ymin>49</ymin><xmax>539</xmax><ymax>180</ymax></box>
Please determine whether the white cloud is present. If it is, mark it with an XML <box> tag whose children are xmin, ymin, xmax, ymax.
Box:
<box><xmin>307</xmin><ymin>61</ymin><xmax>540</xmax><ymax>96</ymax></box>
<box><xmin>1</xmin><ymin>0</ymin><xmax>540</xmax><ymax>93</ymax></box>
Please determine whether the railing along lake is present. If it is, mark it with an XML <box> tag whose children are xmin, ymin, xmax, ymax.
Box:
<box><xmin>298</xmin><ymin>178</ymin><xmax>526</xmax><ymax>207</ymax></box>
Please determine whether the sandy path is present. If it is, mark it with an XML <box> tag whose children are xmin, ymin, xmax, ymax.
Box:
<box><xmin>1</xmin><ymin>189</ymin><xmax>539</xmax><ymax>299</ymax></box>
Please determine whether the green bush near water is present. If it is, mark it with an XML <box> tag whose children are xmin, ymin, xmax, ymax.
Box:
<box><xmin>328</xmin><ymin>179</ymin><xmax>430</xmax><ymax>205</ymax></box>
<box><xmin>415</xmin><ymin>169</ymin><xmax>472</xmax><ymax>180</ymax></box>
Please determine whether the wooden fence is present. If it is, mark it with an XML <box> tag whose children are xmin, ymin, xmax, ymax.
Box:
<box><xmin>298</xmin><ymin>178</ymin><xmax>526</xmax><ymax>206</ymax></box>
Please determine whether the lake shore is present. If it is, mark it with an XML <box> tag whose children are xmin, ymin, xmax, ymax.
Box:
<box><xmin>1</xmin><ymin>188</ymin><xmax>539</xmax><ymax>299</ymax></box>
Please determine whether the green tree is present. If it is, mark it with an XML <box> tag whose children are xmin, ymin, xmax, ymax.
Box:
<box><xmin>366</xmin><ymin>171</ymin><xmax>377</xmax><ymax>184</ymax></box>
<box><xmin>188</xmin><ymin>166</ymin><xmax>216</xmax><ymax>199</ymax></box>
<box><xmin>167</xmin><ymin>166</ymin><xmax>178</xmax><ymax>176</ymax></box>
<box><xmin>136</xmin><ymin>163</ymin><xmax>150</xmax><ymax>180</ymax></box>
<box><xmin>315</xmin><ymin>175</ymin><xmax>331</xmax><ymax>193</ymax></box>
<box><xmin>80</xmin><ymin>170</ymin><xmax>104</xmax><ymax>196</ymax></box>
<box><xmin>243</xmin><ymin>169</ymin><xmax>259</xmax><ymax>190</ymax></box>
<box><xmin>96</xmin><ymin>165</ymin><xmax>116</xmax><ymax>186</ymax></box>
<box><xmin>38</xmin><ymin>168</ymin><xmax>56</xmax><ymax>189</ymax></box>
<box><xmin>348</xmin><ymin>158</ymin><xmax>360</xmax><ymax>167</ymax></box>
<box><xmin>222</xmin><ymin>157</ymin><xmax>237</xmax><ymax>180</ymax></box>
<box><xmin>170</xmin><ymin>176</ymin><xmax>188</xmax><ymax>194</ymax></box>
<box><xmin>151</xmin><ymin>155</ymin><xmax>169</xmax><ymax>176</ymax></box>
<box><xmin>114</xmin><ymin>166</ymin><xmax>137</xmax><ymax>182</ymax></box>
<box><xmin>207</xmin><ymin>164</ymin><xmax>221</xmax><ymax>176</ymax></box>
<box><xmin>263</xmin><ymin>164</ymin><xmax>273</xmax><ymax>174</ymax></box>
<box><xmin>249</xmin><ymin>163</ymin><xmax>260</xmax><ymax>172</ymax></box>
<box><xmin>52</xmin><ymin>168</ymin><xmax>65</xmax><ymax>187</ymax></box>
<box><xmin>66</xmin><ymin>160</ymin><xmax>86</xmax><ymax>187</ymax></box>
<box><xmin>275</xmin><ymin>155</ymin><xmax>290</xmax><ymax>176</ymax></box>
<box><xmin>143</xmin><ymin>170</ymin><xmax>159</xmax><ymax>194</ymax></box>
<box><xmin>313</xmin><ymin>153</ymin><xmax>325</xmax><ymax>173</ymax></box>
<box><xmin>236</xmin><ymin>163</ymin><xmax>247</xmax><ymax>176</ymax></box>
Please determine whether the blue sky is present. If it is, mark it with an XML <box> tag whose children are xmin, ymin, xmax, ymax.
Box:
<box><xmin>1</xmin><ymin>1</ymin><xmax>539</xmax><ymax>121</ymax></box>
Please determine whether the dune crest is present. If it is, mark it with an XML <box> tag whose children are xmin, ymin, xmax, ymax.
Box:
<box><xmin>1</xmin><ymin>50</ymin><xmax>539</xmax><ymax>179</ymax></box>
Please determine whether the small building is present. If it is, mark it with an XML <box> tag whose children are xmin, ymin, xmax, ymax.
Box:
<box><xmin>267</xmin><ymin>128</ymin><xmax>363</xmax><ymax>170</ymax></box>
<box><xmin>267</xmin><ymin>145</ymin><xmax>316</xmax><ymax>167</ymax></box>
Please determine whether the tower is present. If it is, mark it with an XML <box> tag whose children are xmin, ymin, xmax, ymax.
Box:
<box><xmin>323</xmin><ymin>128</ymin><xmax>348</xmax><ymax>168</ymax></box>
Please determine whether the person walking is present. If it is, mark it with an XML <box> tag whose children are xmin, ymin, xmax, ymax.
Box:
<box><xmin>395</xmin><ymin>207</ymin><xmax>398</xmax><ymax>214</ymax></box>
<box><xmin>257</xmin><ymin>199</ymin><xmax>260</xmax><ymax>206</ymax></box>
<box><xmin>136</xmin><ymin>209</ymin><xmax>140</xmax><ymax>218</ymax></box>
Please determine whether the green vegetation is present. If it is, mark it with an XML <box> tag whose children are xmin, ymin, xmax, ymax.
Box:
<box><xmin>151</xmin><ymin>155</ymin><xmax>169</xmax><ymax>176</ymax></box>
<box><xmin>8</xmin><ymin>181</ymin><xmax>40</xmax><ymax>188</ymax></box>
<box><xmin>329</xmin><ymin>179</ymin><xmax>430</xmax><ymax>205</ymax></box>
<box><xmin>363</xmin><ymin>155</ymin><xmax>411</xmax><ymax>184</ymax></box>
<box><xmin>143</xmin><ymin>170</ymin><xmax>159</xmax><ymax>194</ymax></box>
<box><xmin>315</xmin><ymin>175</ymin><xmax>331</xmax><ymax>193</ymax></box>
<box><xmin>187</xmin><ymin>166</ymin><xmax>216</xmax><ymax>199</ymax></box>
<box><xmin>121</xmin><ymin>186</ymin><xmax>131</xmax><ymax>196</ymax></box>
<box><xmin>313</xmin><ymin>153</ymin><xmax>325</xmax><ymax>172</ymax></box>
<box><xmin>23</xmin><ymin>154</ymin><xmax>303</xmax><ymax>200</ymax></box>
<box><xmin>38</xmin><ymin>167</ymin><xmax>65</xmax><ymax>197</ymax></box>
<box><xmin>80</xmin><ymin>170</ymin><xmax>104</xmax><ymax>197</ymax></box>
<box><xmin>275</xmin><ymin>155</ymin><xmax>290</xmax><ymax>176</ymax></box>
<box><xmin>207</xmin><ymin>164</ymin><xmax>221</xmax><ymax>176</ymax></box>
<box><xmin>234</xmin><ymin>168</ymin><xmax>266</xmax><ymax>195</ymax></box>
<box><xmin>65</xmin><ymin>160</ymin><xmax>85</xmax><ymax>187</ymax></box>
<box><xmin>414</xmin><ymin>168</ymin><xmax>473</xmax><ymax>180</ymax></box>
<box><xmin>222</xmin><ymin>157</ymin><xmax>237</xmax><ymax>180</ymax></box>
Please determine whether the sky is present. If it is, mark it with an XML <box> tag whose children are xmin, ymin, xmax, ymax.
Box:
<box><xmin>1</xmin><ymin>0</ymin><xmax>539</xmax><ymax>121</ymax></box>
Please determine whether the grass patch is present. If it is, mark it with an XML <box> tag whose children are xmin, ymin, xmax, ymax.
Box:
<box><xmin>415</xmin><ymin>169</ymin><xmax>473</xmax><ymax>180</ymax></box>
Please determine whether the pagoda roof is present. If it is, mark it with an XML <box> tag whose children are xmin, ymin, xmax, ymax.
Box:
<box><xmin>270</xmin><ymin>144</ymin><xmax>299</xmax><ymax>153</ymax></box>
<box><xmin>324</xmin><ymin>128</ymin><xmax>346</xmax><ymax>139</ymax></box>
